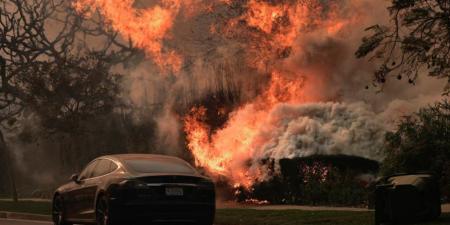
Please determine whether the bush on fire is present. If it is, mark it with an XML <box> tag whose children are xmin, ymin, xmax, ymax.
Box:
<box><xmin>237</xmin><ymin>155</ymin><xmax>379</xmax><ymax>206</ymax></box>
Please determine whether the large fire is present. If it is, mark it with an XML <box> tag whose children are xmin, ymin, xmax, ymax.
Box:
<box><xmin>73</xmin><ymin>0</ymin><xmax>382</xmax><ymax>188</ymax></box>
<box><xmin>184</xmin><ymin>71</ymin><xmax>318</xmax><ymax>187</ymax></box>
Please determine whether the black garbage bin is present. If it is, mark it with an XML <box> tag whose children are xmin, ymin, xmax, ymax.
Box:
<box><xmin>375</xmin><ymin>173</ymin><xmax>441</xmax><ymax>225</ymax></box>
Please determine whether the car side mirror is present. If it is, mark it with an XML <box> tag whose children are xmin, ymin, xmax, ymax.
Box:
<box><xmin>70</xmin><ymin>174</ymin><xmax>80</xmax><ymax>183</ymax></box>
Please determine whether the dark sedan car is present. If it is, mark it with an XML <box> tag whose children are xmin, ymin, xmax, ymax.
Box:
<box><xmin>52</xmin><ymin>154</ymin><xmax>215</xmax><ymax>225</ymax></box>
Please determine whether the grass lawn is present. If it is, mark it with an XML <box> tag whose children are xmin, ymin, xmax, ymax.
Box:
<box><xmin>0</xmin><ymin>200</ymin><xmax>51</xmax><ymax>215</ymax></box>
<box><xmin>216</xmin><ymin>209</ymin><xmax>450</xmax><ymax>225</ymax></box>
<box><xmin>1</xmin><ymin>200</ymin><xmax>449</xmax><ymax>225</ymax></box>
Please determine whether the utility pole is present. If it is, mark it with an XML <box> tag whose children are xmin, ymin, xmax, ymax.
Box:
<box><xmin>0</xmin><ymin>57</ymin><xmax>18</xmax><ymax>202</ymax></box>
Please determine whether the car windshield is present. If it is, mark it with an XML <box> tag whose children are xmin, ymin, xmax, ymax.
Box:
<box><xmin>124</xmin><ymin>159</ymin><xmax>196</xmax><ymax>174</ymax></box>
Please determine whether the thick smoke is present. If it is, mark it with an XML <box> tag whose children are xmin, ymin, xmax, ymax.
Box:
<box><xmin>255</xmin><ymin>102</ymin><xmax>385</xmax><ymax>162</ymax></box>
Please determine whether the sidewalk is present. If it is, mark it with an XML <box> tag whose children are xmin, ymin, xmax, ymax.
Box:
<box><xmin>0</xmin><ymin>212</ymin><xmax>51</xmax><ymax>222</ymax></box>
<box><xmin>0</xmin><ymin>199</ymin><xmax>51</xmax><ymax>203</ymax></box>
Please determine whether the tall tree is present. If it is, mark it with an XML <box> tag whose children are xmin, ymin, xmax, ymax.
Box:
<box><xmin>356</xmin><ymin>0</ymin><xmax>450</xmax><ymax>93</ymax></box>
<box><xmin>0</xmin><ymin>0</ymin><xmax>136</xmax><ymax>200</ymax></box>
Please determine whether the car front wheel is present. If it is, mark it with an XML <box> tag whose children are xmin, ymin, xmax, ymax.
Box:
<box><xmin>52</xmin><ymin>195</ymin><xmax>72</xmax><ymax>225</ymax></box>
<box><xmin>96</xmin><ymin>195</ymin><xmax>116</xmax><ymax>225</ymax></box>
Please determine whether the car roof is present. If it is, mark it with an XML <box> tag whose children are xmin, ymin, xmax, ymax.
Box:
<box><xmin>100</xmin><ymin>154</ymin><xmax>188</xmax><ymax>163</ymax></box>
<box><xmin>96</xmin><ymin>154</ymin><xmax>206</xmax><ymax>177</ymax></box>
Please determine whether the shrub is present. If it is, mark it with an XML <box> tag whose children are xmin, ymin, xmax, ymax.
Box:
<box><xmin>382</xmin><ymin>100</ymin><xmax>450</xmax><ymax>201</ymax></box>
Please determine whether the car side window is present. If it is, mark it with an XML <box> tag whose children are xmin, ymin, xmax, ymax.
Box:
<box><xmin>108</xmin><ymin>161</ymin><xmax>118</xmax><ymax>173</ymax></box>
<box><xmin>91</xmin><ymin>159</ymin><xmax>108</xmax><ymax>178</ymax></box>
<box><xmin>79</xmin><ymin>160</ymin><xmax>99</xmax><ymax>180</ymax></box>
<box><xmin>92</xmin><ymin>159</ymin><xmax>117</xmax><ymax>178</ymax></box>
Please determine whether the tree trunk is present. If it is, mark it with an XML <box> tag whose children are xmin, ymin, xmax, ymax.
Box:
<box><xmin>0</xmin><ymin>130</ymin><xmax>18</xmax><ymax>202</ymax></box>
<box><xmin>0</xmin><ymin>58</ymin><xmax>18</xmax><ymax>202</ymax></box>
<box><xmin>9</xmin><ymin>164</ymin><xmax>18</xmax><ymax>203</ymax></box>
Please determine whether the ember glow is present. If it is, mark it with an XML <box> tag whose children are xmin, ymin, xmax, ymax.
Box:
<box><xmin>73</xmin><ymin>0</ymin><xmax>387</xmax><ymax>188</ymax></box>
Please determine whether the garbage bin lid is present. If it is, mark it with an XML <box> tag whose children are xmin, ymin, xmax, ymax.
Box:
<box><xmin>388</xmin><ymin>174</ymin><xmax>432</xmax><ymax>189</ymax></box>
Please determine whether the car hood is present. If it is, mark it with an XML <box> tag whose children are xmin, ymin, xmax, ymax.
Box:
<box><xmin>55</xmin><ymin>181</ymin><xmax>76</xmax><ymax>193</ymax></box>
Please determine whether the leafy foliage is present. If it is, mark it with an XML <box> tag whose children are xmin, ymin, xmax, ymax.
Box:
<box><xmin>382</xmin><ymin>100</ymin><xmax>450</xmax><ymax>200</ymax></box>
<box><xmin>237</xmin><ymin>155</ymin><xmax>379</xmax><ymax>206</ymax></box>
<box><xmin>16</xmin><ymin>54</ymin><xmax>122</xmax><ymax>132</ymax></box>
<box><xmin>356</xmin><ymin>0</ymin><xmax>450</xmax><ymax>93</ymax></box>
<box><xmin>0</xmin><ymin>0</ymin><xmax>136</xmax><ymax>127</ymax></box>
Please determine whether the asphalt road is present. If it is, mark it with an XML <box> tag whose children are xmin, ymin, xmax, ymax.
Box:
<box><xmin>0</xmin><ymin>219</ymin><xmax>51</xmax><ymax>225</ymax></box>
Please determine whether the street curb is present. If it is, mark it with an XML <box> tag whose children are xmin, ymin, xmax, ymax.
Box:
<box><xmin>0</xmin><ymin>211</ymin><xmax>51</xmax><ymax>222</ymax></box>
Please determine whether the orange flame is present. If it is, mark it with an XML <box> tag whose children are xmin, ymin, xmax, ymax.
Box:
<box><xmin>73</xmin><ymin>0</ymin><xmax>184</xmax><ymax>72</ymax></box>
<box><xmin>184</xmin><ymin>71</ymin><xmax>317</xmax><ymax>187</ymax></box>
<box><xmin>221</xmin><ymin>0</ymin><xmax>349</xmax><ymax>72</ymax></box>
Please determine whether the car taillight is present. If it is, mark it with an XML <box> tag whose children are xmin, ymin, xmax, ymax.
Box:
<box><xmin>119</xmin><ymin>179</ymin><xmax>148</xmax><ymax>189</ymax></box>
